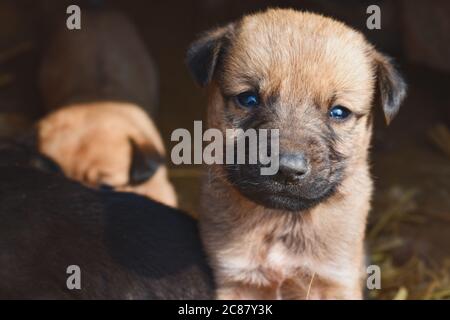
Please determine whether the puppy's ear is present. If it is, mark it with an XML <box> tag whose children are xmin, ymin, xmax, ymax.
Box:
<box><xmin>373</xmin><ymin>51</ymin><xmax>407</xmax><ymax>125</ymax></box>
<box><xmin>186</xmin><ymin>24</ymin><xmax>234</xmax><ymax>87</ymax></box>
<box><xmin>129</xmin><ymin>139</ymin><xmax>164</xmax><ymax>186</ymax></box>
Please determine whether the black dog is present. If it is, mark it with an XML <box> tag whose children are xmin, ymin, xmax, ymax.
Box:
<box><xmin>0</xmin><ymin>140</ymin><xmax>214</xmax><ymax>299</ymax></box>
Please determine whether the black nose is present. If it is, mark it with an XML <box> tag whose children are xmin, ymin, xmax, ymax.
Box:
<box><xmin>278</xmin><ymin>153</ymin><xmax>310</xmax><ymax>182</ymax></box>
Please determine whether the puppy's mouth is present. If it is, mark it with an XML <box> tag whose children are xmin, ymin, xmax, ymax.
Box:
<box><xmin>225</xmin><ymin>163</ymin><xmax>343</xmax><ymax>212</ymax></box>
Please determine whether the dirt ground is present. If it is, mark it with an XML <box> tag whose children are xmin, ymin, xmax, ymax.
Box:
<box><xmin>0</xmin><ymin>0</ymin><xmax>449</xmax><ymax>299</ymax></box>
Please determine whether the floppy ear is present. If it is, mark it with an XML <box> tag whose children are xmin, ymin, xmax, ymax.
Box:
<box><xmin>373</xmin><ymin>51</ymin><xmax>407</xmax><ymax>125</ymax></box>
<box><xmin>186</xmin><ymin>24</ymin><xmax>234</xmax><ymax>87</ymax></box>
<box><xmin>128</xmin><ymin>139</ymin><xmax>164</xmax><ymax>186</ymax></box>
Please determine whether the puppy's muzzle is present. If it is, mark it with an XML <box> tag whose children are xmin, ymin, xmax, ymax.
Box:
<box><xmin>277</xmin><ymin>153</ymin><xmax>310</xmax><ymax>184</ymax></box>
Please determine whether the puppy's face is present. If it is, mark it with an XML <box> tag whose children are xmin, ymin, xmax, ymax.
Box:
<box><xmin>187</xmin><ymin>9</ymin><xmax>406</xmax><ymax>211</ymax></box>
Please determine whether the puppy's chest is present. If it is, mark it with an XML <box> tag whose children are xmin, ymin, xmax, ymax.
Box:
<box><xmin>262</xmin><ymin>239</ymin><xmax>305</xmax><ymax>277</ymax></box>
<box><xmin>225</xmin><ymin>228</ymin><xmax>326</xmax><ymax>285</ymax></box>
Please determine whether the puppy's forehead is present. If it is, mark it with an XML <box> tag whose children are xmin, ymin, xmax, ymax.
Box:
<box><xmin>224</xmin><ymin>10</ymin><xmax>375</xmax><ymax>109</ymax></box>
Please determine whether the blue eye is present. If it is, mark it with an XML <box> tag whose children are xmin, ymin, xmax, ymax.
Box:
<box><xmin>236</xmin><ymin>91</ymin><xmax>260</xmax><ymax>108</ymax></box>
<box><xmin>329</xmin><ymin>105</ymin><xmax>351</xmax><ymax>120</ymax></box>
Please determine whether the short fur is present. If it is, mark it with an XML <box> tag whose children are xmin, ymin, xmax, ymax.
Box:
<box><xmin>0</xmin><ymin>141</ymin><xmax>213</xmax><ymax>299</ymax></box>
<box><xmin>38</xmin><ymin>102</ymin><xmax>177</xmax><ymax>207</ymax></box>
<box><xmin>186</xmin><ymin>9</ymin><xmax>406</xmax><ymax>299</ymax></box>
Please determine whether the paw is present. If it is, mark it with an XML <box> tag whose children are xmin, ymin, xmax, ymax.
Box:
<box><xmin>38</xmin><ymin>102</ymin><xmax>177</xmax><ymax>207</ymax></box>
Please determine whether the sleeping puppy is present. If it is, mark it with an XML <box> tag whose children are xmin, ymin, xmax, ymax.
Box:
<box><xmin>37</xmin><ymin>10</ymin><xmax>176</xmax><ymax>207</ymax></box>
<box><xmin>186</xmin><ymin>9</ymin><xmax>406</xmax><ymax>299</ymax></box>
<box><xmin>0</xmin><ymin>140</ymin><xmax>213</xmax><ymax>299</ymax></box>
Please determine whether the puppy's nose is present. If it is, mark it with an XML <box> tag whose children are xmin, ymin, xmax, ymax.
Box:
<box><xmin>278</xmin><ymin>153</ymin><xmax>310</xmax><ymax>182</ymax></box>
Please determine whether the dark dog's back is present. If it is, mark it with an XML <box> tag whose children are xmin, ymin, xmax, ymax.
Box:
<box><xmin>0</xmin><ymin>142</ymin><xmax>214</xmax><ymax>299</ymax></box>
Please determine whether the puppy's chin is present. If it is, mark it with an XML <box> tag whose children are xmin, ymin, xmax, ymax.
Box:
<box><xmin>224</xmin><ymin>164</ymin><xmax>341</xmax><ymax>212</ymax></box>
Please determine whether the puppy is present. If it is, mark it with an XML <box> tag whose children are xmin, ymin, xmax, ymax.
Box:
<box><xmin>186</xmin><ymin>9</ymin><xmax>406</xmax><ymax>299</ymax></box>
<box><xmin>38</xmin><ymin>10</ymin><xmax>176</xmax><ymax>207</ymax></box>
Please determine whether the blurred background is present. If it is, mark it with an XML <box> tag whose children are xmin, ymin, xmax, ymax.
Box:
<box><xmin>0</xmin><ymin>0</ymin><xmax>449</xmax><ymax>299</ymax></box>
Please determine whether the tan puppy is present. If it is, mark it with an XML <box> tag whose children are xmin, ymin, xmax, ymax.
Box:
<box><xmin>37</xmin><ymin>10</ymin><xmax>176</xmax><ymax>207</ymax></box>
<box><xmin>186</xmin><ymin>9</ymin><xmax>406</xmax><ymax>299</ymax></box>
<box><xmin>38</xmin><ymin>102</ymin><xmax>176</xmax><ymax>207</ymax></box>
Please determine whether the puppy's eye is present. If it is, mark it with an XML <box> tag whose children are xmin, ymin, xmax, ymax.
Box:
<box><xmin>329</xmin><ymin>105</ymin><xmax>351</xmax><ymax>120</ymax></box>
<box><xmin>235</xmin><ymin>91</ymin><xmax>260</xmax><ymax>109</ymax></box>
